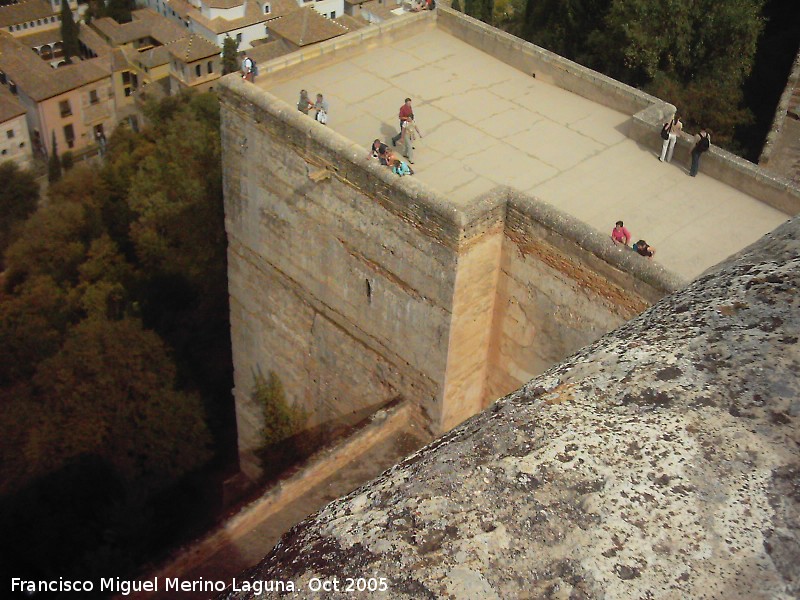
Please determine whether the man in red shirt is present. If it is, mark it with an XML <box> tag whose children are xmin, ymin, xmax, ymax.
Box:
<box><xmin>392</xmin><ymin>98</ymin><xmax>413</xmax><ymax>146</ymax></box>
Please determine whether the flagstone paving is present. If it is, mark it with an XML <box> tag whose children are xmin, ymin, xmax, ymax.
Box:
<box><xmin>260</xmin><ymin>27</ymin><xmax>790</xmax><ymax>281</ymax></box>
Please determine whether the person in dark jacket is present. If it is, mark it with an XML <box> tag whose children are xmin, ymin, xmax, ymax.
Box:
<box><xmin>690</xmin><ymin>129</ymin><xmax>711</xmax><ymax>177</ymax></box>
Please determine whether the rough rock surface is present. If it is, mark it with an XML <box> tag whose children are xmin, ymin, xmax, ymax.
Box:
<box><xmin>222</xmin><ymin>216</ymin><xmax>800</xmax><ymax>599</ymax></box>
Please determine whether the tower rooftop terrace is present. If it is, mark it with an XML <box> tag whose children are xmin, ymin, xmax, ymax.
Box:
<box><xmin>254</xmin><ymin>13</ymin><xmax>794</xmax><ymax>281</ymax></box>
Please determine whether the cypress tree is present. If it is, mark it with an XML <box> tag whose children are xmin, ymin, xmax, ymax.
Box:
<box><xmin>60</xmin><ymin>0</ymin><xmax>79</xmax><ymax>64</ymax></box>
<box><xmin>48</xmin><ymin>132</ymin><xmax>62</xmax><ymax>183</ymax></box>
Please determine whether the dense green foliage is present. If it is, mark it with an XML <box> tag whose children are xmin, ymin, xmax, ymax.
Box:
<box><xmin>465</xmin><ymin>0</ymin><xmax>494</xmax><ymax>22</ymax></box>
<box><xmin>0</xmin><ymin>162</ymin><xmax>39</xmax><ymax>267</ymax></box>
<box><xmin>60</xmin><ymin>0</ymin><xmax>80</xmax><ymax>64</ymax></box>
<box><xmin>254</xmin><ymin>373</ymin><xmax>306</xmax><ymax>449</ymax></box>
<box><xmin>0</xmin><ymin>92</ymin><xmax>231</xmax><ymax>584</ymax></box>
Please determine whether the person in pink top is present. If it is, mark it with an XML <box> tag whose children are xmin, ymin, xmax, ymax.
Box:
<box><xmin>611</xmin><ymin>220</ymin><xmax>631</xmax><ymax>247</ymax></box>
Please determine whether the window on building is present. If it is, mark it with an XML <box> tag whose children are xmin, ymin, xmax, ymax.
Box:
<box><xmin>63</xmin><ymin>124</ymin><xmax>75</xmax><ymax>148</ymax></box>
<box><xmin>236</xmin><ymin>33</ymin><xmax>242</xmax><ymax>43</ymax></box>
<box><xmin>89</xmin><ymin>89</ymin><xmax>99</xmax><ymax>104</ymax></box>
<box><xmin>6</xmin><ymin>129</ymin><xmax>14</xmax><ymax>139</ymax></box>
<box><xmin>207</xmin><ymin>61</ymin><xmax>213</xmax><ymax>74</ymax></box>
<box><xmin>122</xmin><ymin>71</ymin><xmax>131</xmax><ymax>85</ymax></box>
<box><xmin>264</xmin><ymin>3</ymin><xmax>271</xmax><ymax>14</ymax></box>
<box><xmin>195</xmin><ymin>64</ymin><xmax>201</xmax><ymax>77</ymax></box>
<box><xmin>59</xmin><ymin>100</ymin><xmax>72</xmax><ymax>117</ymax></box>
<box><xmin>330</xmin><ymin>11</ymin><xmax>336</xmax><ymax>18</ymax></box>
<box><xmin>1</xmin><ymin>149</ymin><xmax>7</xmax><ymax>156</ymax></box>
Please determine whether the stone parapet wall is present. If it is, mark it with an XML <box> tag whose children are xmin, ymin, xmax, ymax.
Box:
<box><xmin>487</xmin><ymin>190</ymin><xmax>678</xmax><ymax>401</ymax></box>
<box><xmin>631</xmin><ymin>108</ymin><xmax>800</xmax><ymax>216</ymax></box>
<box><xmin>436</xmin><ymin>8</ymin><xmax>664</xmax><ymax>119</ymax></box>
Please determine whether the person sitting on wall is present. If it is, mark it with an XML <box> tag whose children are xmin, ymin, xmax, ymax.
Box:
<box><xmin>634</xmin><ymin>240</ymin><xmax>656</xmax><ymax>258</ymax></box>
<box><xmin>369</xmin><ymin>139</ymin><xmax>389</xmax><ymax>164</ymax></box>
<box><xmin>392</xmin><ymin>158</ymin><xmax>413</xmax><ymax>176</ymax></box>
<box><xmin>611</xmin><ymin>220</ymin><xmax>632</xmax><ymax>247</ymax></box>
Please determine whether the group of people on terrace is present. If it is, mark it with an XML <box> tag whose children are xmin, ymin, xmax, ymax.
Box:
<box><xmin>367</xmin><ymin>97</ymin><xmax>423</xmax><ymax>177</ymax></box>
<box><xmin>611</xmin><ymin>221</ymin><xmax>656</xmax><ymax>259</ymax></box>
<box><xmin>297</xmin><ymin>90</ymin><xmax>329</xmax><ymax>125</ymax></box>
<box><xmin>659</xmin><ymin>113</ymin><xmax>712</xmax><ymax>177</ymax></box>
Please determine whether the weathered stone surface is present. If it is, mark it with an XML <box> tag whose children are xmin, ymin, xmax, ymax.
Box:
<box><xmin>221</xmin><ymin>217</ymin><xmax>800</xmax><ymax>599</ymax></box>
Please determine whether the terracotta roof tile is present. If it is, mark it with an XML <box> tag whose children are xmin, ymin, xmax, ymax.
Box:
<box><xmin>165</xmin><ymin>33</ymin><xmax>220</xmax><ymax>63</ymax></box>
<box><xmin>267</xmin><ymin>6</ymin><xmax>348</xmax><ymax>47</ymax></box>
<box><xmin>0</xmin><ymin>0</ymin><xmax>56</xmax><ymax>29</ymax></box>
<box><xmin>0</xmin><ymin>84</ymin><xmax>26</xmax><ymax>122</ymax></box>
<box><xmin>0</xmin><ymin>31</ymin><xmax>110</xmax><ymax>101</ymax></box>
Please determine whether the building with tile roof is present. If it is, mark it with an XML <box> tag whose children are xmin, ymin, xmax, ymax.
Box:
<box><xmin>0</xmin><ymin>30</ymin><xmax>114</xmax><ymax>157</ymax></box>
<box><xmin>0</xmin><ymin>0</ymin><xmax>75</xmax><ymax>38</ymax></box>
<box><xmin>137</xmin><ymin>0</ymin><xmax>346</xmax><ymax>50</ymax></box>
<box><xmin>163</xmin><ymin>33</ymin><xmax>222</xmax><ymax>93</ymax></box>
<box><xmin>0</xmin><ymin>83</ymin><xmax>33</xmax><ymax>168</ymax></box>
<box><xmin>266</xmin><ymin>5</ymin><xmax>347</xmax><ymax>48</ymax></box>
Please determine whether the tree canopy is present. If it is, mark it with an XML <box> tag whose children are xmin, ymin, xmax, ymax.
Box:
<box><xmin>514</xmin><ymin>0</ymin><xmax>769</xmax><ymax>149</ymax></box>
<box><xmin>0</xmin><ymin>91</ymin><xmax>229</xmax><ymax>583</ymax></box>
<box><xmin>60</xmin><ymin>0</ymin><xmax>80</xmax><ymax>63</ymax></box>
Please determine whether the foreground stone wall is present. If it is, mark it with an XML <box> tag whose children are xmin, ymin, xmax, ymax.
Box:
<box><xmin>223</xmin><ymin>216</ymin><xmax>800</xmax><ymax>600</ymax></box>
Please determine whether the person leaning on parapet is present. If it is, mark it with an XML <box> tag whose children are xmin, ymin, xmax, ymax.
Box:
<box><xmin>689</xmin><ymin>128</ymin><xmax>711</xmax><ymax>177</ymax></box>
<box><xmin>368</xmin><ymin>139</ymin><xmax>389</xmax><ymax>165</ymax></box>
<box><xmin>634</xmin><ymin>239</ymin><xmax>656</xmax><ymax>258</ymax></box>
<box><xmin>400</xmin><ymin>117</ymin><xmax>423</xmax><ymax>164</ymax></box>
<box><xmin>392</xmin><ymin>98</ymin><xmax>414</xmax><ymax>147</ymax></box>
<box><xmin>298</xmin><ymin>90</ymin><xmax>313</xmax><ymax>115</ymax></box>
<box><xmin>611</xmin><ymin>220</ymin><xmax>631</xmax><ymax>247</ymax></box>
<box><xmin>659</xmin><ymin>113</ymin><xmax>682</xmax><ymax>163</ymax></box>
<box><xmin>314</xmin><ymin>93</ymin><xmax>329</xmax><ymax>125</ymax></box>
<box><xmin>241</xmin><ymin>52</ymin><xmax>254</xmax><ymax>82</ymax></box>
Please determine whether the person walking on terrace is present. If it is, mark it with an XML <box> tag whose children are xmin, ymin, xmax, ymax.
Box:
<box><xmin>392</xmin><ymin>98</ymin><xmax>414</xmax><ymax>147</ymax></box>
<box><xmin>689</xmin><ymin>128</ymin><xmax>711</xmax><ymax>177</ymax></box>
<box><xmin>400</xmin><ymin>117</ymin><xmax>423</xmax><ymax>164</ymax></box>
<box><xmin>241</xmin><ymin>52</ymin><xmax>254</xmax><ymax>82</ymax></box>
<box><xmin>659</xmin><ymin>114</ymin><xmax>682</xmax><ymax>163</ymax></box>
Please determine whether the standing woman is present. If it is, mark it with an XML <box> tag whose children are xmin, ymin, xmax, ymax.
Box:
<box><xmin>659</xmin><ymin>113</ymin><xmax>682</xmax><ymax>163</ymax></box>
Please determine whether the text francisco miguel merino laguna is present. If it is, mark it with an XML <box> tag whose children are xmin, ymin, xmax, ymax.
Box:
<box><xmin>11</xmin><ymin>577</ymin><xmax>298</xmax><ymax>595</ymax></box>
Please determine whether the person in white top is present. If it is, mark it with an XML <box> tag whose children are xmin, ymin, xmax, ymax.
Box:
<box><xmin>659</xmin><ymin>113</ymin><xmax>682</xmax><ymax>163</ymax></box>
